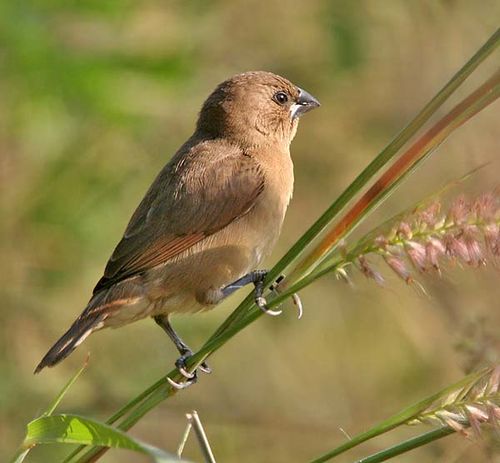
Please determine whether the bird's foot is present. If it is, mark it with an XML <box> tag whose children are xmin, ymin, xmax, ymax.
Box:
<box><xmin>220</xmin><ymin>270</ymin><xmax>303</xmax><ymax>318</ymax></box>
<box><xmin>266</xmin><ymin>274</ymin><xmax>304</xmax><ymax>319</ymax></box>
<box><xmin>253</xmin><ymin>272</ymin><xmax>283</xmax><ymax>316</ymax></box>
<box><xmin>167</xmin><ymin>350</ymin><xmax>211</xmax><ymax>390</ymax></box>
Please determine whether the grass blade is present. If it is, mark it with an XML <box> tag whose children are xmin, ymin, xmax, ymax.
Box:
<box><xmin>10</xmin><ymin>449</ymin><xmax>30</xmax><ymax>463</ymax></box>
<box><xmin>44</xmin><ymin>356</ymin><xmax>89</xmax><ymax>417</ymax></box>
<box><xmin>205</xmin><ymin>28</ymin><xmax>500</xmax><ymax>343</ymax></box>
<box><xmin>356</xmin><ymin>427</ymin><xmax>455</xmax><ymax>463</ymax></box>
<box><xmin>276</xmin><ymin>28</ymin><xmax>500</xmax><ymax>286</ymax></box>
<box><xmin>285</xmin><ymin>67</ymin><xmax>500</xmax><ymax>283</ymax></box>
<box><xmin>308</xmin><ymin>369</ymin><xmax>489</xmax><ymax>463</ymax></box>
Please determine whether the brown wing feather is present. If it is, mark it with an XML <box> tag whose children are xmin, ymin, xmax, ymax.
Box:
<box><xmin>125</xmin><ymin>233</ymin><xmax>206</xmax><ymax>272</ymax></box>
<box><xmin>93</xmin><ymin>139</ymin><xmax>264</xmax><ymax>293</ymax></box>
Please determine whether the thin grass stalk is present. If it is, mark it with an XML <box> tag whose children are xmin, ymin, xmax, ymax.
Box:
<box><xmin>65</xmin><ymin>30</ymin><xmax>500</xmax><ymax>463</ymax></box>
<box><xmin>286</xmin><ymin>67</ymin><xmax>500</xmax><ymax>284</ymax></box>
<box><xmin>186</xmin><ymin>411</ymin><xmax>217</xmax><ymax>463</ymax></box>
<box><xmin>202</xmin><ymin>28</ymin><xmax>500</xmax><ymax>343</ymax></box>
<box><xmin>307</xmin><ymin>369</ymin><xmax>489</xmax><ymax>463</ymax></box>
<box><xmin>196</xmin><ymin>67</ymin><xmax>500</xmax><ymax>350</ymax></box>
<box><xmin>355</xmin><ymin>427</ymin><xmax>455</xmax><ymax>463</ymax></box>
<box><xmin>287</xmin><ymin>68</ymin><xmax>500</xmax><ymax>279</ymax></box>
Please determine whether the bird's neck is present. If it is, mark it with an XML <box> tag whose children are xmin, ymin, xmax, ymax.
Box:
<box><xmin>193</xmin><ymin>128</ymin><xmax>292</xmax><ymax>153</ymax></box>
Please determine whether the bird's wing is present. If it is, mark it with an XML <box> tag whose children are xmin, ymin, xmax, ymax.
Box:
<box><xmin>93</xmin><ymin>141</ymin><xmax>265</xmax><ymax>293</ymax></box>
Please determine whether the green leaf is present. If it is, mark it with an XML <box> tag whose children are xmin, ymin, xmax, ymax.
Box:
<box><xmin>24</xmin><ymin>414</ymin><xmax>185</xmax><ymax>463</ymax></box>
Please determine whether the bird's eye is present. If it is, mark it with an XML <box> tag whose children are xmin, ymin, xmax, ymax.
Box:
<box><xmin>273</xmin><ymin>91</ymin><xmax>289</xmax><ymax>105</ymax></box>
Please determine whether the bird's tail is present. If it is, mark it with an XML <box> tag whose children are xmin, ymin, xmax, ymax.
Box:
<box><xmin>34</xmin><ymin>313</ymin><xmax>105</xmax><ymax>374</ymax></box>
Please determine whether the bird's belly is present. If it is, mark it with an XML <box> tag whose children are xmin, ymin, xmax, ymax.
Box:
<box><xmin>144</xmin><ymin>200</ymin><xmax>286</xmax><ymax>315</ymax></box>
<box><xmin>101</xmin><ymin>186</ymin><xmax>290</xmax><ymax>325</ymax></box>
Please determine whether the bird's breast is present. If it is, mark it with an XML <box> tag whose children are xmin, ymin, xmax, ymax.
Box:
<box><xmin>177</xmin><ymin>149</ymin><xmax>294</xmax><ymax>285</ymax></box>
<box><xmin>245</xmin><ymin>149</ymin><xmax>294</xmax><ymax>260</ymax></box>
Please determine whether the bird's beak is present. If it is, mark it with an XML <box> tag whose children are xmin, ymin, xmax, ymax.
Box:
<box><xmin>291</xmin><ymin>88</ymin><xmax>321</xmax><ymax>119</ymax></box>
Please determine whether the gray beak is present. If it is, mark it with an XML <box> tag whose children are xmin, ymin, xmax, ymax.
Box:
<box><xmin>291</xmin><ymin>88</ymin><xmax>321</xmax><ymax>119</ymax></box>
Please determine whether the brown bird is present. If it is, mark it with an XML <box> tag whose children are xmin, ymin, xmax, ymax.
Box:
<box><xmin>35</xmin><ymin>71</ymin><xmax>320</xmax><ymax>385</ymax></box>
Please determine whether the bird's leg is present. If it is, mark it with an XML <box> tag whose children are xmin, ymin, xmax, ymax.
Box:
<box><xmin>220</xmin><ymin>270</ymin><xmax>267</xmax><ymax>298</ymax></box>
<box><xmin>221</xmin><ymin>270</ymin><xmax>283</xmax><ymax>316</ymax></box>
<box><xmin>154</xmin><ymin>315</ymin><xmax>211</xmax><ymax>389</ymax></box>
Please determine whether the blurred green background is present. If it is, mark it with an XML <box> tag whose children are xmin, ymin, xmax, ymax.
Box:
<box><xmin>1</xmin><ymin>1</ymin><xmax>499</xmax><ymax>462</ymax></box>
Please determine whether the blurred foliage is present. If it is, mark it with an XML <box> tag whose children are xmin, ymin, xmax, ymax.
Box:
<box><xmin>1</xmin><ymin>1</ymin><xmax>499</xmax><ymax>462</ymax></box>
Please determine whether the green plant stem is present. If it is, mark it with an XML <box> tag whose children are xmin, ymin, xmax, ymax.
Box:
<box><xmin>257</xmin><ymin>68</ymin><xmax>500</xmax><ymax>314</ymax></box>
<box><xmin>284</xmin><ymin>28</ymin><xmax>500</xmax><ymax>283</ymax></box>
<box><xmin>10</xmin><ymin>448</ymin><xmax>30</xmax><ymax>463</ymax></box>
<box><xmin>205</xmin><ymin>27</ymin><xmax>500</xmax><ymax>340</ymax></box>
<box><xmin>309</xmin><ymin>68</ymin><xmax>500</xmax><ymax>273</ymax></box>
<box><xmin>286</xmin><ymin>65</ymin><xmax>500</xmax><ymax>286</ymax></box>
<box><xmin>307</xmin><ymin>369</ymin><xmax>488</xmax><ymax>463</ymax></box>
<box><xmin>356</xmin><ymin>427</ymin><xmax>455</xmax><ymax>463</ymax></box>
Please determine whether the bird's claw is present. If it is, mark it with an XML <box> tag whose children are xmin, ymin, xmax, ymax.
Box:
<box><xmin>292</xmin><ymin>293</ymin><xmax>303</xmax><ymax>319</ymax></box>
<box><xmin>253</xmin><ymin>272</ymin><xmax>303</xmax><ymax>318</ymax></box>
<box><xmin>254</xmin><ymin>275</ymin><xmax>283</xmax><ymax>316</ymax></box>
<box><xmin>270</xmin><ymin>274</ymin><xmax>303</xmax><ymax>319</ymax></box>
<box><xmin>167</xmin><ymin>375</ymin><xmax>196</xmax><ymax>390</ymax></box>
<box><xmin>175</xmin><ymin>354</ymin><xmax>196</xmax><ymax>379</ymax></box>
<box><xmin>168</xmin><ymin>352</ymin><xmax>211</xmax><ymax>390</ymax></box>
<box><xmin>177</xmin><ymin>365</ymin><xmax>196</xmax><ymax>380</ymax></box>
<box><xmin>255</xmin><ymin>295</ymin><xmax>283</xmax><ymax>316</ymax></box>
<box><xmin>198</xmin><ymin>362</ymin><xmax>212</xmax><ymax>374</ymax></box>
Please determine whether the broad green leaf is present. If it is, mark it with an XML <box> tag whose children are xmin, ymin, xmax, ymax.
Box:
<box><xmin>24</xmin><ymin>414</ymin><xmax>185</xmax><ymax>463</ymax></box>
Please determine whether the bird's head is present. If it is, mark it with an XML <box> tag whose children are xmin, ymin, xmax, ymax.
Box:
<box><xmin>196</xmin><ymin>71</ymin><xmax>320</xmax><ymax>148</ymax></box>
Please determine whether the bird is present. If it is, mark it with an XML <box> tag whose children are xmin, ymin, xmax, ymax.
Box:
<box><xmin>35</xmin><ymin>71</ymin><xmax>320</xmax><ymax>385</ymax></box>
